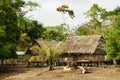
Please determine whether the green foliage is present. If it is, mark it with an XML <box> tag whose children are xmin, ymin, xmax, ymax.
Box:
<box><xmin>77</xmin><ymin>4</ymin><xmax>107</xmax><ymax>36</ymax></box>
<box><xmin>26</xmin><ymin>1</ymin><xmax>40</xmax><ymax>7</ymax></box>
<box><xmin>0</xmin><ymin>0</ymin><xmax>21</xmax><ymax>60</ymax></box>
<box><xmin>29</xmin><ymin>56</ymin><xmax>44</xmax><ymax>62</ymax></box>
<box><xmin>16</xmin><ymin>0</ymin><xmax>40</xmax><ymax>17</ymax></box>
<box><xmin>28</xmin><ymin>43</ymin><xmax>64</xmax><ymax>70</ymax></box>
<box><xmin>106</xmin><ymin>29</ymin><xmax>120</xmax><ymax>59</ymax></box>
<box><xmin>76</xmin><ymin>22</ymin><xmax>106</xmax><ymax>36</ymax></box>
<box><xmin>76</xmin><ymin>23</ymin><xmax>92</xmax><ymax>35</ymax></box>
<box><xmin>16</xmin><ymin>33</ymin><xmax>30</xmax><ymax>51</ymax></box>
<box><xmin>39</xmin><ymin>43</ymin><xmax>64</xmax><ymax>61</ymax></box>
<box><xmin>57</xmin><ymin>4</ymin><xmax>75</xmax><ymax>19</ymax></box>
<box><xmin>76</xmin><ymin>26</ymin><xmax>89</xmax><ymax>36</ymax></box>
<box><xmin>15</xmin><ymin>0</ymin><xmax>41</xmax><ymax>52</ymax></box>
<box><xmin>17</xmin><ymin>54</ymin><xmax>28</xmax><ymax>61</ymax></box>
<box><xmin>0</xmin><ymin>0</ymin><xmax>42</xmax><ymax>62</ymax></box>
<box><xmin>0</xmin><ymin>42</ymin><xmax>17</xmax><ymax>59</ymax></box>
<box><xmin>17</xmin><ymin>17</ymin><xmax>29</xmax><ymax>33</ymax></box>
<box><xmin>106</xmin><ymin>14</ymin><xmax>120</xmax><ymax>60</ymax></box>
<box><xmin>114</xmin><ymin>6</ymin><xmax>120</xmax><ymax>15</ymax></box>
<box><xmin>57</xmin><ymin>4</ymin><xmax>75</xmax><ymax>24</ymax></box>
<box><xmin>42</xmin><ymin>25</ymin><xmax>68</xmax><ymax>41</ymax></box>
<box><xmin>84</xmin><ymin>4</ymin><xmax>106</xmax><ymax>31</ymax></box>
<box><xmin>84</xmin><ymin>4</ymin><xmax>106</xmax><ymax>24</ymax></box>
<box><xmin>27</xmin><ymin>20</ymin><xmax>44</xmax><ymax>41</ymax></box>
<box><xmin>104</xmin><ymin>7</ymin><xmax>120</xmax><ymax>60</ymax></box>
<box><xmin>30</xmin><ymin>45</ymin><xmax>40</xmax><ymax>55</ymax></box>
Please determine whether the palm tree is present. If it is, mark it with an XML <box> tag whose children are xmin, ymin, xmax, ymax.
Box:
<box><xmin>39</xmin><ymin>43</ymin><xmax>64</xmax><ymax>71</ymax></box>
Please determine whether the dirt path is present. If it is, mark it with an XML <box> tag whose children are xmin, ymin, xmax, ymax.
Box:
<box><xmin>1</xmin><ymin>66</ymin><xmax>120</xmax><ymax>80</ymax></box>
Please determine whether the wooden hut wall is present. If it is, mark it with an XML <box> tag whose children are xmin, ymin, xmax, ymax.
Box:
<box><xmin>59</xmin><ymin>56</ymin><xmax>73</xmax><ymax>62</ymax></box>
<box><xmin>77</xmin><ymin>54</ymin><xmax>105</xmax><ymax>61</ymax></box>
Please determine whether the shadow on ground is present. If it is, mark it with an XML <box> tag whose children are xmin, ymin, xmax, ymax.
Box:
<box><xmin>0</xmin><ymin>65</ymin><xmax>30</xmax><ymax>80</ymax></box>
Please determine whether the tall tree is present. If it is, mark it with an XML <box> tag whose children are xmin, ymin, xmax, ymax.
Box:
<box><xmin>106</xmin><ymin>13</ymin><xmax>120</xmax><ymax>66</ymax></box>
<box><xmin>0</xmin><ymin>0</ymin><xmax>40</xmax><ymax>65</ymax></box>
<box><xmin>0</xmin><ymin>0</ymin><xmax>21</xmax><ymax>65</ymax></box>
<box><xmin>84</xmin><ymin>4</ymin><xmax>106</xmax><ymax>27</ymax></box>
<box><xmin>76</xmin><ymin>4</ymin><xmax>107</xmax><ymax>36</ymax></box>
<box><xmin>57</xmin><ymin>4</ymin><xmax>75</xmax><ymax>24</ymax></box>
<box><xmin>27</xmin><ymin>20</ymin><xmax>44</xmax><ymax>44</ymax></box>
<box><xmin>56</xmin><ymin>5</ymin><xmax>75</xmax><ymax>37</ymax></box>
<box><xmin>16</xmin><ymin>0</ymin><xmax>41</xmax><ymax>51</ymax></box>
<box><xmin>17</xmin><ymin>0</ymin><xmax>40</xmax><ymax>33</ymax></box>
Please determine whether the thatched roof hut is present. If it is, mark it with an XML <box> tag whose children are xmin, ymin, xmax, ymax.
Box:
<box><xmin>26</xmin><ymin>35</ymin><xmax>106</xmax><ymax>62</ymax></box>
<box><xmin>60</xmin><ymin>35</ymin><xmax>106</xmax><ymax>61</ymax></box>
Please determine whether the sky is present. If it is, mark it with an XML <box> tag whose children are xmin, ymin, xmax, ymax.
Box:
<box><xmin>25</xmin><ymin>0</ymin><xmax>120</xmax><ymax>28</ymax></box>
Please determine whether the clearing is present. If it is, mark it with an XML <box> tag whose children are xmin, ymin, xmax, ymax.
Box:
<box><xmin>1</xmin><ymin>66</ymin><xmax>120</xmax><ymax>80</ymax></box>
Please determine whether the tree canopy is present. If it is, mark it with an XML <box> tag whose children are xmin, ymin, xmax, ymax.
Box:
<box><xmin>57</xmin><ymin>4</ymin><xmax>75</xmax><ymax>24</ymax></box>
<box><xmin>0</xmin><ymin>0</ymin><xmax>21</xmax><ymax>62</ymax></box>
<box><xmin>0</xmin><ymin>0</ymin><xmax>42</xmax><ymax>63</ymax></box>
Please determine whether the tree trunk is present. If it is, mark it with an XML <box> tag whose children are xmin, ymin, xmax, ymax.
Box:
<box><xmin>1</xmin><ymin>60</ymin><xmax>4</xmax><ymax>65</ymax></box>
<box><xmin>67</xmin><ymin>61</ymin><xmax>78</xmax><ymax>69</ymax></box>
<box><xmin>66</xmin><ymin>56</ymin><xmax>78</xmax><ymax>69</ymax></box>
<box><xmin>113</xmin><ymin>58</ymin><xmax>117</xmax><ymax>67</ymax></box>
<box><xmin>27</xmin><ymin>55</ymin><xmax>31</xmax><ymax>67</ymax></box>
<box><xmin>49</xmin><ymin>60</ymin><xmax>54</xmax><ymax>71</ymax></box>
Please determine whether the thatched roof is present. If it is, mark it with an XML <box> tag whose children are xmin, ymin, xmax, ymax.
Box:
<box><xmin>35</xmin><ymin>39</ymin><xmax>61</xmax><ymax>48</ymax></box>
<box><xmin>26</xmin><ymin>39</ymin><xmax>62</xmax><ymax>55</ymax></box>
<box><xmin>26</xmin><ymin>35</ymin><xmax>106</xmax><ymax>55</ymax></box>
<box><xmin>60</xmin><ymin>35</ymin><xmax>106</xmax><ymax>54</ymax></box>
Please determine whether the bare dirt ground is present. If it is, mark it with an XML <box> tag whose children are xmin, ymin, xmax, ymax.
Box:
<box><xmin>1</xmin><ymin>66</ymin><xmax>120</xmax><ymax>80</ymax></box>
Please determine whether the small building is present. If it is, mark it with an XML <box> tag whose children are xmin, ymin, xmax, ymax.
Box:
<box><xmin>26</xmin><ymin>39</ymin><xmax>61</xmax><ymax>66</ymax></box>
<box><xmin>26</xmin><ymin>35</ymin><xmax>106</xmax><ymax>66</ymax></box>
<box><xmin>26</xmin><ymin>40</ymin><xmax>60</xmax><ymax>55</ymax></box>
<box><xmin>59</xmin><ymin>35</ymin><xmax>106</xmax><ymax>66</ymax></box>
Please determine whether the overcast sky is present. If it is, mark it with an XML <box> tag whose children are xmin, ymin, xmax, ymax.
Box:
<box><xmin>25</xmin><ymin>0</ymin><xmax>120</xmax><ymax>28</ymax></box>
